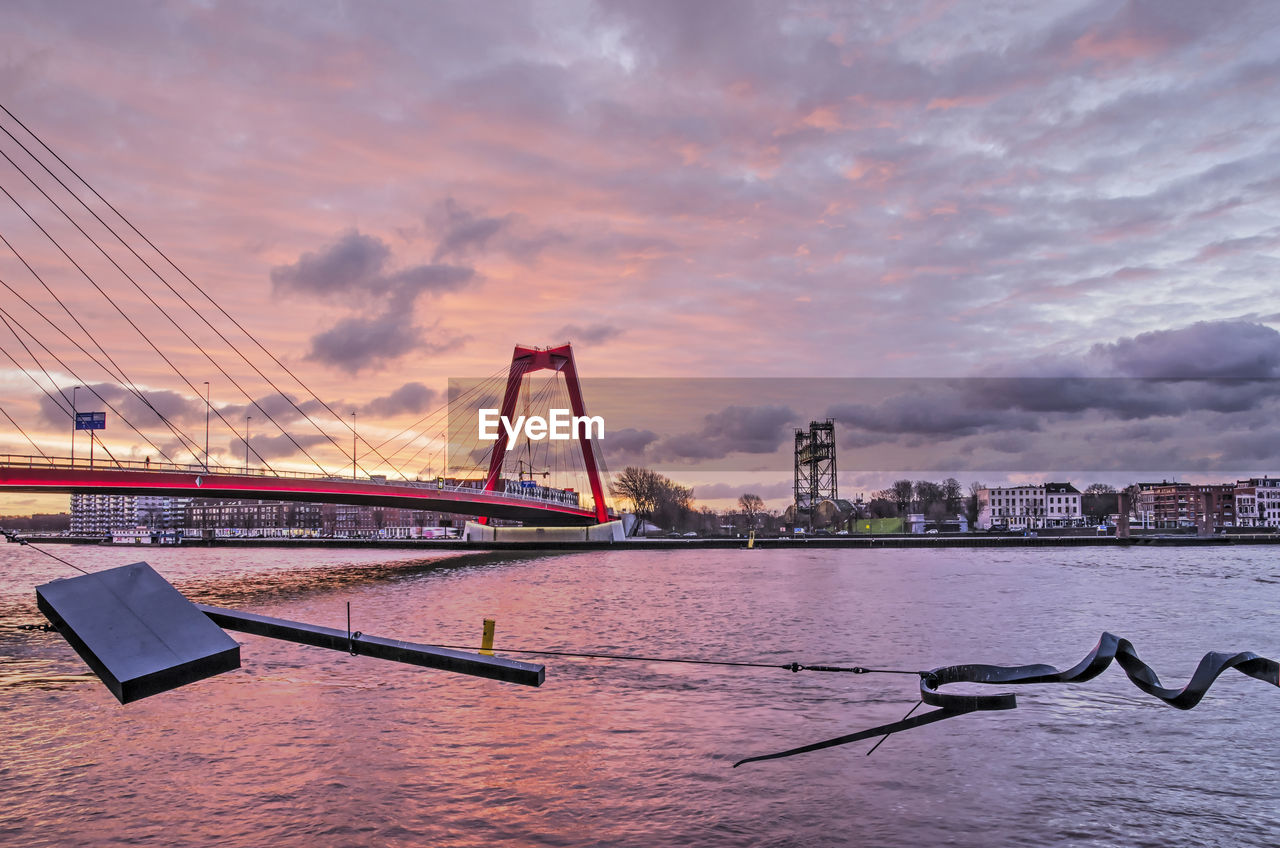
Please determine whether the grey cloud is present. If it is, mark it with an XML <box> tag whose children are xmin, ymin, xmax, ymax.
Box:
<box><xmin>428</xmin><ymin>197</ymin><xmax>568</xmax><ymax>265</ymax></box>
<box><xmin>821</xmin><ymin>321</ymin><xmax>1280</xmax><ymax>471</ymax></box>
<box><xmin>828</xmin><ymin>392</ymin><xmax>1041</xmax><ymax>440</ymax></box>
<box><xmin>272</xmin><ymin>229</ymin><xmax>472</xmax><ymax>301</ymax></box>
<box><xmin>272</xmin><ymin>228</ymin><xmax>474</xmax><ymax>372</ymax></box>
<box><xmin>271</xmin><ymin>230</ymin><xmax>391</xmax><ymax>296</ymax></box>
<box><xmin>601</xmin><ymin>427</ymin><xmax>659</xmax><ymax>458</ymax></box>
<box><xmin>654</xmin><ymin>404</ymin><xmax>796</xmax><ymax>461</ymax></box>
<box><xmin>220</xmin><ymin>392</ymin><xmax>307</xmax><ymax>422</ymax></box>
<box><xmin>432</xmin><ymin>198</ymin><xmax>513</xmax><ymax>261</ymax></box>
<box><xmin>381</xmin><ymin>264</ymin><xmax>474</xmax><ymax>297</ymax></box>
<box><xmin>38</xmin><ymin>384</ymin><xmax>204</xmax><ymax>431</ymax></box>
<box><xmin>307</xmin><ymin>308</ymin><xmax>422</xmax><ymax>374</ymax></box>
<box><xmin>361</xmin><ymin>382</ymin><xmax>440</xmax><ymax>418</ymax></box>
<box><xmin>1086</xmin><ymin>321</ymin><xmax>1280</xmax><ymax>379</ymax></box>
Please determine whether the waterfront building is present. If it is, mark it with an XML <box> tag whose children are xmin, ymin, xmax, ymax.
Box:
<box><xmin>1128</xmin><ymin>483</ymin><xmax>1161</xmax><ymax>528</ymax></box>
<box><xmin>1150</xmin><ymin>482</ymin><xmax>1237</xmax><ymax>529</ymax></box>
<box><xmin>977</xmin><ymin>483</ymin><xmax>1081</xmax><ymax>530</ymax></box>
<box><xmin>70</xmin><ymin>493</ymin><xmax>189</xmax><ymax>535</ymax></box>
<box><xmin>185</xmin><ymin>498</ymin><xmax>325</xmax><ymax>537</ymax></box>
<box><xmin>70</xmin><ymin>493</ymin><xmax>136</xmax><ymax>535</ymax></box>
<box><xmin>1044</xmin><ymin>482</ymin><xmax>1082</xmax><ymax>526</ymax></box>
<box><xmin>1234</xmin><ymin>478</ymin><xmax>1280</xmax><ymax>528</ymax></box>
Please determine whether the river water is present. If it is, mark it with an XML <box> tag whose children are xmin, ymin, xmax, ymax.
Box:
<box><xmin>1</xmin><ymin>541</ymin><xmax>1276</xmax><ymax>847</ymax></box>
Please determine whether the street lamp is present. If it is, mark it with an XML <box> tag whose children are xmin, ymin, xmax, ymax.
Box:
<box><xmin>245</xmin><ymin>415</ymin><xmax>252</xmax><ymax>472</ymax></box>
<box><xmin>71</xmin><ymin>385</ymin><xmax>82</xmax><ymax>465</ymax></box>
<box><xmin>203</xmin><ymin>381</ymin><xmax>210</xmax><ymax>472</ymax></box>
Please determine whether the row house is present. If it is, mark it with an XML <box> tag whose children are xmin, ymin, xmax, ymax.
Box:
<box><xmin>1234</xmin><ymin>478</ymin><xmax>1280</xmax><ymax>527</ymax></box>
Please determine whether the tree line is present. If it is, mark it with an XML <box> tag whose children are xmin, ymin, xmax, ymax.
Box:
<box><xmin>611</xmin><ymin>466</ymin><xmax>1129</xmax><ymax>533</ymax></box>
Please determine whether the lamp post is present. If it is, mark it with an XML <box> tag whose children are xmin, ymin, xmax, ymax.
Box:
<box><xmin>71</xmin><ymin>386</ymin><xmax>80</xmax><ymax>466</ymax></box>
<box><xmin>245</xmin><ymin>415</ymin><xmax>252</xmax><ymax>472</ymax></box>
<box><xmin>203</xmin><ymin>381</ymin><xmax>210</xmax><ymax>472</ymax></box>
<box><xmin>351</xmin><ymin>411</ymin><xmax>357</xmax><ymax>480</ymax></box>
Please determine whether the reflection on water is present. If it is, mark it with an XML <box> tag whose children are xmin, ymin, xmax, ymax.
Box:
<box><xmin>1</xmin><ymin>542</ymin><xmax>1277</xmax><ymax>847</ymax></box>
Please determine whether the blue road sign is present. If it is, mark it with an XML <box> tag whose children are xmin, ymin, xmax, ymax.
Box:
<box><xmin>75</xmin><ymin>411</ymin><xmax>106</xmax><ymax>431</ymax></box>
<box><xmin>520</xmin><ymin>480</ymin><xmax>537</xmax><ymax>488</ymax></box>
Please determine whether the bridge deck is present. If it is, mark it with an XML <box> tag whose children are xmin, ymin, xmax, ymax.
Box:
<box><xmin>0</xmin><ymin>456</ymin><xmax>599</xmax><ymax>526</ymax></box>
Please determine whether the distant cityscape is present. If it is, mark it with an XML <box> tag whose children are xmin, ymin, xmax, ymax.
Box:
<box><xmin>63</xmin><ymin>493</ymin><xmax>476</xmax><ymax>541</ymax></box>
<box><xmin>5</xmin><ymin>474</ymin><xmax>1270</xmax><ymax>543</ymax></box>
<box><xmin>975</xmin><ymin>478</ymin><xmax>1280</xmax><ymax>531</ymax></box>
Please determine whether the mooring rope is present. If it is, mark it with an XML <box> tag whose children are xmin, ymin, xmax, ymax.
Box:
<box><xmin>0</xmin><ymin>530</ymin><xmax>89</xmax><ymax>575</ymax></box>
<box><xmin>417</xmin><ymin>641</ymin><xmax>922</xmax><ymax>674</ymax></box>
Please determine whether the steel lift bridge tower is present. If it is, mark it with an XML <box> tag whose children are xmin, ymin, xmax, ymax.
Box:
<box><xmin>794</xmin><ymin>419</ymin><xmax>837</xmax><ymax>532</ymax></box>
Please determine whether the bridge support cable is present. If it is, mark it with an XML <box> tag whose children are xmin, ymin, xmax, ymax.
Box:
<box><xmin>434</xmin><ymin>369</ymin><xmax>531</xmax><ymax>483</ymax></box>
<box><xmin>0</xmin><ymin>105</ymin><xmax>408</xmax><ymax>478</ymax></box>
<box><xmin>0</xmin><ymin>272</ymin><xmax>205</xmax><ymax>463</ymax></box>
<box><xmin>0</xmin><ymin>233</ymin><xmax>205</xmax><ymax>462</ymax></box>
<box><xmin>0</xmin><ymin>404</ymin><xmax>51</xmax><ymax>458</ymax></box>
<box><xmin>466</xmin><ymin>365</ymin><xmax>565</xmax><ymax>486</ymax></box>
<box><xmin>0</xmin><ymin>182</ymin><xmax>267</xmax><ymax>469</ymax></box>
<box><xmin>358</xmin><ymin>369</ymin><xmax>500</xmax><ymax>477</ymax></box>
<box><xmin>0</xmin><ymin>309</ymin><xmax>179</xmax><ymax>464</ymax></box>
<box><xmin>358</xmin><ymin>363</ymin><xmax>510</xmax><ymax>477</ymax></box>
<box><xmin>0</xmin><ymin>156</ymin><xmax>316</xmax><ymax>476</ymax></box>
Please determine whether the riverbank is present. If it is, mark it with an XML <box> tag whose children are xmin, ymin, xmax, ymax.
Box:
<box><xmin>14</xmin><ymin>532</ymin><xmax>1280</xmax><ymax>550</ymax></box>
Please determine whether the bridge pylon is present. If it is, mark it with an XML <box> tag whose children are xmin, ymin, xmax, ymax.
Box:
<box><xmin>481</xmin><ymin>343</ymin><xmax>609</xmax><ymax>523</ymax></box>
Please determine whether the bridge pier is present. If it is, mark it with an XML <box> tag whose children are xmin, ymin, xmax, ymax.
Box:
<box><xmin>463</xmin><ymin>520</ymin><xmax>625</xmax><ymax>543</ymax></box>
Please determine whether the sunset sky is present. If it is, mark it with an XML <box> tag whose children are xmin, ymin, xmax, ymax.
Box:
<box><xmin>2</xmin><ymin>1</ymin><xmax>1279</xmax><ymax>513</ymax></box>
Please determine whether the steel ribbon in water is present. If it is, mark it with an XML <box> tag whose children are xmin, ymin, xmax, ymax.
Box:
<box><xmin>734</xmin><ymin>632</ymin><xmax>1279</xmax><ymax>767</ymax></box>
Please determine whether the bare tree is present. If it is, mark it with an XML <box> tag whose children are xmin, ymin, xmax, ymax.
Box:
<box><xmin>942</xmin><ymin>477</ymin><xmax>963</xmax><ymax>516</ymax></box>
<box><xmin>914</xmin><ymin>480</ymin><xmax>944</xmax><ymax>515</ymax></box>
<box><xmin>967</xmin><ymin>480</ymin><xmax>985</xmax><ymax>528</ymax></box>
<box><xmin>891</xmin><ymin>479</ymin><xmax>914</xmax><ymax>515</ymax></box>
<box><xmin>611</xmin><ymin>466</ymin><xmax>696</xmax><ymax>532</ymax></box>
<box><xmin>738</xmin><ymin>493</ymin><xmax>765</xmax><ymax>527</ymax></box>
<box><xmin>610</xmin><ymin>466</ymin><xmax>664</xmax><ymax>521</ymax></box>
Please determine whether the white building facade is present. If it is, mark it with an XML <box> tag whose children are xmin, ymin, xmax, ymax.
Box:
<box><xmin>978</xmin><ymin>482</ymin><xmax>1082</xmax><ymax>530</ymax></box>
<box><xmin>1235</xmin><ymin>478</ymin><xmax>1280</xmax><ymax>527</ymax></box>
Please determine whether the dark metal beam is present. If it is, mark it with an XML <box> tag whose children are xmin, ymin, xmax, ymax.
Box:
<box><xmin>196</xmin><ymin>604</ymin><xmax>545</xmax><ymax>687</ymax></box>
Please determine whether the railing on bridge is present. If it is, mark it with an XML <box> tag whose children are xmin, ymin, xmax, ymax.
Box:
<box><xmin>0</xmin><ymin>454</ymin><xmax>595</xmax><ymax>511</ymax></box>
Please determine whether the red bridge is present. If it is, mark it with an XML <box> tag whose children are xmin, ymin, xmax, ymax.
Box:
<box><xmin>0</xmin><ymin>455</ymin><xmax>601</xmax><ymax>525</ymax></box>
<box><xmin>0</xmin><ymin>344</ymin><xmax>612</xmax><ymax>527</ymax></box>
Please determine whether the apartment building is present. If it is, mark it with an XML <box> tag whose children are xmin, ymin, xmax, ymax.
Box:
<box><xmin>185</xmin><ymin>498</ymin><xmax>325</xmax><ymax>537</ymax></box>
<box><xmin>70</xmin><ymin>493</ymin><xmax>138</xmax><ymax>535</ymax></box>
<box><xmin>1150</xmin><ymin>482</ymin><xmax>1237</xmax><ymax>528</ymax></box>
<box><xmin>70</xmin><ymin>493</ymin><xmax>189</xmax><ymax>535</ymax></box>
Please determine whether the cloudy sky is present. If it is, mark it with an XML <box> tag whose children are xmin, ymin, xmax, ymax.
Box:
<box><xmin>2</xmin><ymin>1</ymin><xmax>1279</xmax><ymax>511</ymax></box>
